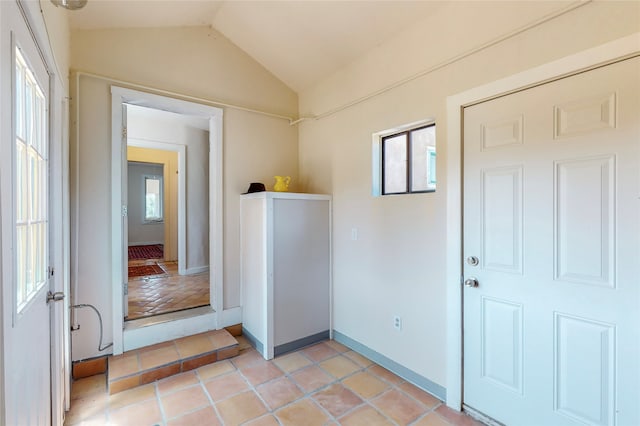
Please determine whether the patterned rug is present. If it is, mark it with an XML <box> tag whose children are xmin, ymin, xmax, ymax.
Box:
<box><xmin>128</xmin><ymin>263</ymin><xmax>165</xmax><ymax>278</ymax></box>
<box><xmin>128</xmin><ymin>244</ymin><xmax>164</xmax><ymax>260</ymax></box>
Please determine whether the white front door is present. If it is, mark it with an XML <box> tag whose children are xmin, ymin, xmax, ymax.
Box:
<box><xmin>0</xmin><ymin>2</ymin><xmax>53</xmax><ymax>424</ymax></box>
<box><xmin>463</xmin><ymin>57</ymin><xmax>639</xmax><ymax>426</ymax></box>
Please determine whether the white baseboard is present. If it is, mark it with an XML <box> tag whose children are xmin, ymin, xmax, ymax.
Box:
<box><xmin>181</xmin><ymin>265</ymin><xmax>209</xmax><ymax>275</ymax></box>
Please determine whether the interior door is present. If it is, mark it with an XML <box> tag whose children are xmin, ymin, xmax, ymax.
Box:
<box><xmin>463</xmin><ymin>57</ymin><xmax>639</xmax><ymax>426</ymax></box>
<box><xmin>0</xmin><ymin>2</ymin><xmax>53</xmax><ymax>424</ymax></box>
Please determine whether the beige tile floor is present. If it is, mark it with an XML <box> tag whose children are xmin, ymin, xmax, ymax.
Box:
<box><xmin>127</xmin><ymin>260</ymin><xmax>210</xmax><ymax>320</ymax></box>
<box><xmin>66</xmin><ymin>338</ymin><xmax>483</xmax><ymax>426</ymax></box>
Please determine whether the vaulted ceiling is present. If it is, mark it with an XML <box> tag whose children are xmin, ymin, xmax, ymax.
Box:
<box><xmin>68</xmin><ymin>1</ymin><xmax>575</xmax><ymax>93</ymax></box>
<box><xmin>68</xmin><ymin>1</ymin><xmax>441</xmax><ymax>92</ymax></box>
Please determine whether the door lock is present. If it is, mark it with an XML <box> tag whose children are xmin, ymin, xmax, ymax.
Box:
<box><xmin>464</xmin><ymin>277</ymin><xmax>479</xmax><ymax>288</ymax></box>
<box><xmin>466</xmin><ymin>256</ymin><xmax>480</xmax><ymax>266</ymax></box>
<box><xmin>46</xmin><ymin>291</ymin><xmax>65</xmax><ymax>304</ymax></box>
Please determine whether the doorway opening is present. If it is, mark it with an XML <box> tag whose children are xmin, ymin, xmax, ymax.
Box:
<box><xmin>111</xmin><ymin>86</ymin><xmax>223</xmax><ymax>354</ymax></box>
<box><xmin>125</xmin><ymin>105</ymin><xmax>211</xmax><ymax>322</ymax></box>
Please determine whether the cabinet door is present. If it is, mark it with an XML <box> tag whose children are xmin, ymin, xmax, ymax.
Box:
<box><xmin>273</xmin><ymin>199</ymin><xmax>330</xmax><ymax>348</ymax></box>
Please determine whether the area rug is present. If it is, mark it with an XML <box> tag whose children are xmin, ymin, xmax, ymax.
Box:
<box><xmin>128</xmin><ymin>244</ymin><xmax>164</xmax><ymax>260</ymax></box>
<box><xmin>128</xmin><ymin>263</ymin><xmax>165</xmax><ymax>278</ymax></box>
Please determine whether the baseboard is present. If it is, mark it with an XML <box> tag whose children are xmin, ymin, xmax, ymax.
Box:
<box><xmin>181</xmin><ymin>266</ymin><xmax>209</xmax><ymax>275</ymax></box>
<box><xmin>333</xmin><ymin>330</ymin><xmax>447</xmax><ymax>401</ymax></box>
<box><xmin>274</xmin><ymin>330</ymin><xmax>330</xmax><ymax>357</ymax></box>
<box><xmin>128</xmin><ymin>242</ymin><xmax>163</xmax><ymax>246</ymax></box>
<box><xmin>242</xmin><ymin>327</ymin><xmax>264</xmax><ymax>355</ymax></box>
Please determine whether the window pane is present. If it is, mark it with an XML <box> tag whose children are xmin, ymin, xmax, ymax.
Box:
<box><xmin>16</xmin><ymin>225</ymin><xmax>27</xmax><ymax>307</ymax></box>
<box><xmin>34</xmin><ymin>94</ymin><xmax>42</xmax><ymax>154</ymax></box>
<box><xmin>145</xmin><ymin>177</ymin><xmax>163</xmax><ymax>220</ymax></box>
<box><xmin>27</xmin><ymin>223</ymin><xmax>36</xmax><ymax>295</ymax></box>
<box><xmin>28</xmin><ymin>148</ymin><xmax>38</xmax><ymax>220</ymax></box>
<box><xmin>35</xmin><ymin>222</ymin><xmax>46</xmax><ymax>284</ymax></box>
<box><xmin>16</xmin><ymin>62</ymin><xmax>24</xmax><ymax>140</ymax></box>
<box><xmin>39</xmin><ymin>157</ymin><xmax>47</xmax><ymax>220</ymax></box>
<box><xmin>383</xmin><ymin>134</ymin><xmax>407</xmax><ymax>194</ymax></box>
<box><xmin>25</xmin><ymin>80</ymin><xmax>33</xmax><ymax>145</ymax></box>
<box><xmin>16</xmin><ymin>142</ymin><xmax>27</xmax><ymax>222</ymax></box>
<box><xmin>410</xmin><ymin>126</ymin><xmax>436</xmax><ymax>192</ymax></box>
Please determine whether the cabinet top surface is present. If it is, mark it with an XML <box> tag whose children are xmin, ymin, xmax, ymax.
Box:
<box><xmin>240</xmin><ymin>192</ymin><xmax>331</xmax><ymax>201</ymax></box>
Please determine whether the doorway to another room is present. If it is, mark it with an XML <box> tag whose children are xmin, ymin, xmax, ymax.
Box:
<box><xmin>124</xmin><ymin>105</ymin><xmax>211</xmax><ymax>322</ymax></box>
<box><xmin>126</xmin><ymin>158</ymin><xmax>211</xmax><ymax>321</ymax></box>
<box><xmin>110</xmin><ymin>86</ymin><xmax>223</xmax><ymax>355</ymax></box>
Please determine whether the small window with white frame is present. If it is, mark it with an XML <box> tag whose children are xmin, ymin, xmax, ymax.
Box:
<box><xmin>372</xmin><ymin>121</ymin><xmax>436</xmax><ymax>196</ymax></box>
<box><xmin>144</xmin><ymin>175</ymin><xmax>163</xmax><ymax>222</ymax></box>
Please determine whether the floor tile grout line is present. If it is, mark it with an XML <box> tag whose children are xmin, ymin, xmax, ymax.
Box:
<box><xmin>195</xmin><ymin>371</ymin><xmax>226</xmax><ymax>424</ymax></box>
<box><xmin>68</xmin><ymin>340</ymin><xmax>479</xmax><ymax>426</ymax></box>
<box><xmin>408</xmin><ymin>405</ymin><xmax>451</xmax><ymax>426</ymax></box>
<box><xmin>153</xmin><ymin>381</ymin><xmax>170</xmax><ymax>426</ymax></box>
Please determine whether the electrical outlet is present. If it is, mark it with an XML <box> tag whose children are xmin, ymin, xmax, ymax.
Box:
<box><xmin>393</xmin><ymin>315</ymin><xmax>402</xmax><ymax>331</ymax></box>
<box><xmin>351</xmin><ymin>228</ymin><xmax>358</xmax><ymax>241</ymax></box>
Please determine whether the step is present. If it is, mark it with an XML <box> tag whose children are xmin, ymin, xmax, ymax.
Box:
<box><xmin>107</xmin><ymin>329</ymin><xmax>239</xmax><ymax>394</ymax></box>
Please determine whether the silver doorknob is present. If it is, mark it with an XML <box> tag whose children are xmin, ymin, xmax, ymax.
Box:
<box><xmin>46</xmin><ymin>291</ymin><xmax>65</xmax><ymax>304</ymax></box>
<box><xmin>464</xmin><ymin>277</ymin><xmax>479</xmax><ymax>288</ymax></box>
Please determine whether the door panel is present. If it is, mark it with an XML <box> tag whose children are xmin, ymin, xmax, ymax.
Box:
<box><xmin>554</xmin><ymin>313</ymin><xmax>615</xmax><ymax>426</ymax></box>
<box><xmin>463</xmin><ymin>57</ymin><xmax>639</xmax><ymax>426</ymax></box>
<box><xmin>554</xmin><ymin>156</ymin><xmax>614</xmax><ymax>286</ymax></box>
<box><xmin>0</xmin><ymin>2</ymin><xmax>52</xmax><ymax>424</ymax></box>
<box><xmin>481</xmin><ymin>166</ymin><xmax>523</xmax><ymax>273</ymax></box>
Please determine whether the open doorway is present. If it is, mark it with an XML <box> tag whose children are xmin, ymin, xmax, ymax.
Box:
<box><xmin>111</xmin><ymin>86</ymin><xmax>223</xmax><ymax>354</ymax></box>
<box><xmin>125</xmin><ymin>105</ymin><xmax>211</xmax><ymax>321</ymax></box>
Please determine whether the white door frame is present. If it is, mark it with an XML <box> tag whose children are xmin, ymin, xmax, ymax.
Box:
<box><xmin>444</xmin><ymin>32</ymin><xmax>640</xmax><ymax>410</ymax></box>
<box><xmin>111</xmin><ymin>86</ymin><xmax>224</xmax><ymax>354</ymax></box>
<box><xmin>127</xmin><ymin>138</ymin><xmax>187</xmax><ymax>275</ymax></box>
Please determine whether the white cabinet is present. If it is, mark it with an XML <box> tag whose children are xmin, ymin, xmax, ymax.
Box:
<box><xmin>240</xmin><ymin>192</ymin><xmax>331</xmax><ymax>360</ymax></box>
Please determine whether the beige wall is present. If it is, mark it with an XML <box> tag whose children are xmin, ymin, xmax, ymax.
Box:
<box><xmin>297</xmin><ymin>1</ymin><xmax>639</xmax><ymax>389</ymax></box>
<box><xmin>70</xmin><ymin>26</ymin><xmax>298</xmax><ymax>360</ymax></box>
<box><xmin>39</xmin><ymin>0</ymin><xmax>70</xmax><ymax>89</ymax></box>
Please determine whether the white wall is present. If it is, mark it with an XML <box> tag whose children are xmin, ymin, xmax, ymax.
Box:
<box><xmin>70</xmin><ymin>26</ymin><xmax>298</xmax><ymax>360</ymax></box>
<box><xmin>127</xmin><ymin>162</ymin><xmax>164</xmax><ymax>246</ymax></box>
<box><xmin>297</xmin><ymin>1</ymin><xmax>639</xmax><ymax>392</ymax></box>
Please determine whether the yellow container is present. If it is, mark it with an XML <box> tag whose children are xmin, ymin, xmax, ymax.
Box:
<box><xmin>273</xmin><ymin>176</ymin><xmax>291</xmax><ymax>192</ymax></box>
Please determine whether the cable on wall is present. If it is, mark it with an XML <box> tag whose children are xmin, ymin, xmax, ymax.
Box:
<box><xmin>70</xmin><ymin>304</ymin><xmax>113</xmax><ymax>352</ymax></box>
<box><xmin>73</xmin><ymin>70</ymin><xmax>300</xmax><ymax>125</ymax></box>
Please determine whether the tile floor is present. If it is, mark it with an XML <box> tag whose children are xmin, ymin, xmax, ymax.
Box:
<box><xmin>66</xmin><ymin>337</ymin><xmax>484</xmax><ymax>426</ymax></box>
<box><xmin>127</xmin><ymin>260</ymin><xmax>210</xmax><ymax>320</ymax></box>
<box><xmin>108</xmin><ymin>330</ymin><xmax>239</xmax><ymax>395</ymax></box>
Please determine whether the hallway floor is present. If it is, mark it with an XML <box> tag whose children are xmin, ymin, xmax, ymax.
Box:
<box><xmin>127</xmin><ymin>260</ymin><xmax>210</xmax><ymax>320</ymax></box>
<box><xmin>66</xmin><ymin>337</ymin><xmax>483</xmax><ymax>426</ymax></box>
